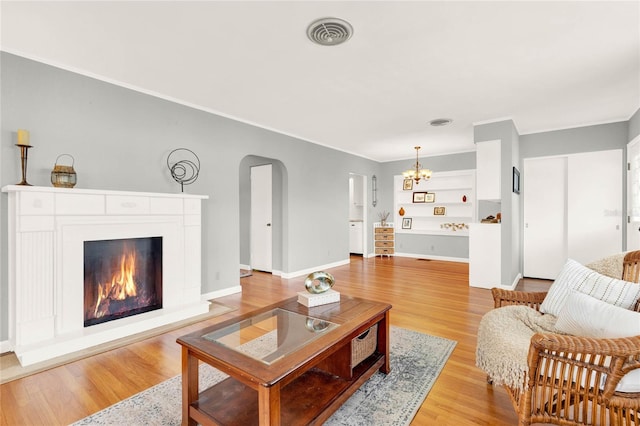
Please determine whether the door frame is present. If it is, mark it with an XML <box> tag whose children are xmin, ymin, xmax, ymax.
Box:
<box><xmin>348</xmin><ymin>173</ymin><xmax>368</xmax><ymax>258</ymax></box>
<box><xmin>627</xmin><ymin>135</ymin><xmax>640</xmax><ymax>250</ymax></box>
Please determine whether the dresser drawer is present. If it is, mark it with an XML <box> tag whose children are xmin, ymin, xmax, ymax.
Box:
<box><xmin>375</xmin><ymin>248</ymin><xmax>395</xmax><ymax>255</ymax></box>
<box><xmin>374</xmin><ymin>227</ymin><xmax>394</xmax><ymax>234</ymax></box>
<box><xmin>375</xmin><ymin>233</ymin><xmax>394</xmax><ymax>241</ymax></box>
<box><xmin>375</xmin><ymin>241</ymin><xmax>394</xmax><ymax>248</ymax></box>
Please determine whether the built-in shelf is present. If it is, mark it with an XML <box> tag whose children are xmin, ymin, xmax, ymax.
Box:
<box><xmin>394</xmin><ymin>170</ymin><xmax>475</xmax><ymax>236</ymax></box>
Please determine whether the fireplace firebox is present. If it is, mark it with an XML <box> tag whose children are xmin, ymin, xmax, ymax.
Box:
<box><xmin>84</xmin><ymin>237</ymin><xmax>163</xmax><ymax>327</ymax></box>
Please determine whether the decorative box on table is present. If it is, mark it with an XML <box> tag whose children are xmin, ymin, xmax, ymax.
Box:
<box><xmin>297</xmin><ymin>289</ymin><xmax>340</xmax><ymax>307</ymax></box>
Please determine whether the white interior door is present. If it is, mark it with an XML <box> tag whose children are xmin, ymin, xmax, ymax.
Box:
<box><xmin>250</xmin><ymin>164</ymin><xmax>272</xmax><ymax>272</ymax></box>
<box><xmin>523</xmin><ymin>157</ymin><xmax>567</xmax><ymax>279</ymax></box>
<box><xmin>628</xmin><ymin>137</ymin><xmax>640</xmax><ymax>250</ymax></box>
<box><xmin>567</xmin><ymin>150</ymin><xmax>622</xmax><ymax>264</ymax></box>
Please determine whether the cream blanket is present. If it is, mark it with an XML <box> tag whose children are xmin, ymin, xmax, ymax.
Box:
<box><xmin>475</xmin><ymin>252</ymin><xmax>627</xmax><ymax>392</ymax></box>
<box><xmin>475</xmin><ymin>305</ymin><xmax>561</xmax><ymax>392</ymax></box>
<box><xmin>585</xmin><ymin>252</ymin><xmax>626</xmax><ymax>280</ymax></box>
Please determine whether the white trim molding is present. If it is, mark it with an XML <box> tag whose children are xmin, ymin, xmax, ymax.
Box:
<box><xmin>393</xmin><ymin>252</ymin><xmax>470</xmax><ymax>263</ymax></box>
<box><xmin>201</xmin><ymin>286</ymin><xmax>242</xmax><ymax>301</ymax></box>
<box><xmin>280</xmin><ymin>259</ymin><xmax>351</xmax><ymax>280</ymax></box>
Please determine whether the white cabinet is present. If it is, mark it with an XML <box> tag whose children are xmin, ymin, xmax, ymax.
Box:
<box><xmin>469</xmin><ymin>223</ymin><xmax>501</xmax><ymax>288</ymax></box>
<box><xmin>394</xmin><ymin>170</ymin><xmax>475</xmax><ymax>236</ymax></box>
<box><xmin>350</xmin><ymin>176</ymin><xmax>364</xmax><ymax>206</ymax></box>
<box><xmin>476</xmin><ymin>140</ymin><xmax>501</xmax><ymax>200</ymax></box>
<box><xmin>349</xmin><ymin>221</ymin><xmax>363</xmax><ymax>254</ymax></box>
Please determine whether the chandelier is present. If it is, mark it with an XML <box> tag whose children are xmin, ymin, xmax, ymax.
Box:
<box><xmin>402</xmin><ymin>146</ymin><xmax>432</xmax><ymax>184</ymax></box>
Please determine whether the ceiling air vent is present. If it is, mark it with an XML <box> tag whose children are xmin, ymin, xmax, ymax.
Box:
<box><xmin>307</xmin><ymin>17</ymin><xmax>353</xmax><ymax>46</ymax></box>
<box><xmin>429</xmin><ymin>118</ymin><xmax>453</xmax><ymax>127</ymax></box>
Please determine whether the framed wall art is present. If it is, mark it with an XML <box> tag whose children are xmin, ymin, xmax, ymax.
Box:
<box><xmin>403</xmin><ymin>179</ymin><xmax>413</xmax><ymax>190</ymax></box>
<box><xmin>402</xmin><ymin>217</ymin><xmax>412</xmax><ymax>229</ymax></box>
<box><xmin>413</xmin><ymin>192</ymin><xmax>427</xmax><ymax>203</ymax></box>
<box><xmin>424</xmin><ymin>193</ymin><xmax>435</xmax><ymax>203</ymax></box>
<box><xmin>434</xmin><ymin>206</ymin><xmax>446</xmax><ymax>216</ymax></box>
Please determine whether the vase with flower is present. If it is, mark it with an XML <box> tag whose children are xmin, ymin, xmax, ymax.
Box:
<box><xmin>378</xmin><ymin>210</ymin><xmax>390</xmax><ymax>227</ymax></box>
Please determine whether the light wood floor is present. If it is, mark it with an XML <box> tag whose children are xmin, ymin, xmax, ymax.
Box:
<box><xmin>0</xmin><ymin>255</ymin><xmax>551</xmax><ymax>425</ymax></box>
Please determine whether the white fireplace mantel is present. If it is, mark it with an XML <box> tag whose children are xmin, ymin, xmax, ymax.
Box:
<box><xmin>2</xmin><ymin>185</ymin><xmax>210</xmax><ymax>366</ymax></box>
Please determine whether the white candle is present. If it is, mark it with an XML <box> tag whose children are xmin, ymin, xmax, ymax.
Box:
<box><xmin>17</xmin><ymin>129</ymin><xmax>30</xmax><ymax>146</ymax></box>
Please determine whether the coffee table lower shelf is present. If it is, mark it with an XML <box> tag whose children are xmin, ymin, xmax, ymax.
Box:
<box><xmin>189</xmin><ymin>353</ymin><xmax>385</xmax><ymax>426</ymax></box>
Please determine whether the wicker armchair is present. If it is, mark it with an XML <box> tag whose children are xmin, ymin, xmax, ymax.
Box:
<box><xmin>488</xmin><ymin>251</ymin><xmax>640</xmax><ymax>426</ymax></box>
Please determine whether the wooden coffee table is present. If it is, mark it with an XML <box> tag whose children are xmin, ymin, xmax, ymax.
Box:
<box><xmin>177</xmin><ymin>295</ymin><xmax>391</xmax><ymax>426</ymax></box>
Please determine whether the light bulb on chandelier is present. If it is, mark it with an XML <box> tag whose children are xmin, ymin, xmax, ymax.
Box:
<box><xmin>402</xmin><ymin>146</ymin><xmax>432</xmax><ymax>184</ymax></box>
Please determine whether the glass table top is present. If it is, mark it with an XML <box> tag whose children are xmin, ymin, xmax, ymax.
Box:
<box><xmin>202</xmin><ymin>308</ymin><xmax>339</xmax><ymax>364</ymax></box>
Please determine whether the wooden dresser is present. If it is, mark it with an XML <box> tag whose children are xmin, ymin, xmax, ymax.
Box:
<box><xmin>374</xmin><ymin>222</ymin><xmax>394</xmax><ymax>257</ymax></box>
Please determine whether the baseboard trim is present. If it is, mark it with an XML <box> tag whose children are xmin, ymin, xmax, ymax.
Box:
<box><xmin>1</xmin><ymin>340</ymin><xmax>13</xmax><ymax>354</ymax></box>
<box><xmin>393</xmin><ymin>252</ymin><xmax>470</xmax><ymax>263</ymax></box>
<box><xmin>280</xmin><ymin>258</ymin><xmax>351</xmax><ymax>279</ymax></box>
<box><xmin>201</xmin><ymin>285</ymin><xmax>242</xmax><ymax>301</ymax></box>
<box><xmin>509</xmin><ymin>272</ymin><xmax>523</xmax><ymax>290</ymax></box>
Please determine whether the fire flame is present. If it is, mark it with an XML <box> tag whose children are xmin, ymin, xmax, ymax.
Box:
<box><xmin>94</xmin><ymin>250</ymin><xmax>138</xmax><ymax>317</ymax></box>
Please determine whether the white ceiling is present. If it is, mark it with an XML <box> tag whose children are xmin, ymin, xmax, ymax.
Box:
<box><xmin>1</xmin><ymin>1</ymin><xmax>639</xmax><ymax>162</ymax></box>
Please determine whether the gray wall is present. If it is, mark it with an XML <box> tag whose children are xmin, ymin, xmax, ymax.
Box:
<box><xmin>1</xmin><ymin>52</ymin><xmax>638</xmax><ymax>343</ymax></box>
<box><xmin>520</xmin><ymin>121</ymin><xmax>629</xmax><ymax>158</ymax></box>
<box><xmin>0</xmin><ymin>53</ymin><xmax>381</xmax><ymax>340</ymax></box>
<box><xmin>379</xmin><ymin>152</ymin><xmax>476</xmax><ymax>259</ymax></box>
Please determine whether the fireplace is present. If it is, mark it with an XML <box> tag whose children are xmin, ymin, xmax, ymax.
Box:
<box><xmin>84</xmin><ymin>237</ymin><xmax>163</xmax><ymax>327</ymax></box>
<box><xmin>3</xmin><ymin>185</ymin><xmax>211</xmax><ymax>366</ymax></box>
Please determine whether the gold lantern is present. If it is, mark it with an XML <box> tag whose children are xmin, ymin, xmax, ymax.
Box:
<box><xmin>51</xmin><ymin>154</ymin><xmax>77</xmax><ymax>188</ymax></box>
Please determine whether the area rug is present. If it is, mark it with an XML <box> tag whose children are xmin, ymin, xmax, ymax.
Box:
<box><xmin>72</xmin><ymin>326</ymin><xmax>456</xmax><ymax>426</ymax></box>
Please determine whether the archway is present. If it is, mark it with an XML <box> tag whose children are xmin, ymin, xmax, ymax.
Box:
<box><xmin>238</xmin><ymin>155</ymin><xmax>288</xmax><ymax>275</ymax></box>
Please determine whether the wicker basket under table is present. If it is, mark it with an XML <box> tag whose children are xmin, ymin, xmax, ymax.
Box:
<box><xmin>351</xmin><ymin>323</ymin><xmax>378</xmax><ymax>366</ymax></box>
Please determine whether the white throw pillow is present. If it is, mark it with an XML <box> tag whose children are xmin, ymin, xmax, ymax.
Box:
<box><xmin>540</xmin><ymin>259</ymin><xmax>640</xmax><ymax>316</ymax></box>
<box><xmin>555</xmin><ymin>291</ymin><xmax>640</xmax><ymax>338</ymax></box>
<box><xmin>555</xmin><ymin>291</ymin><xmax>640</xmax><ymax>393</ymax></box>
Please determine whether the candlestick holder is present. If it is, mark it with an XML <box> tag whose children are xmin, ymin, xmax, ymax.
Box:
<box><xmin>16</xmin><ymin>144</ymin><xmax>33</xmax><ymax>186</ymax></box>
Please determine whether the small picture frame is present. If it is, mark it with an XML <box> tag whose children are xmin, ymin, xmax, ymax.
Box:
<box><xmin>402</xmin><ymin>217</ymin><xmax>412</xmax><ymax>229</ymax></box>
<box><xmin>403</xmin><ymin>179</ymin><xmax>413</xmax><ymax>190</ymax></box>
<box><xmin>424</xmin><ymin>192</ymin><xmax>435</xmax><ymax>203</ymax></box>
<box><xmin>433</xmin><ymin>206</ymin><xmax>446</xmax><ymax>216</ymax></box>
<box><xmin>413</xmin><ymin>192</ymin><xmax>427</xmax><ymax>203</ymax></box>
<box><xmin>512</xmin><ymin>167</ymin><xmax>520</xmax><ymax>194</ymax></box>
